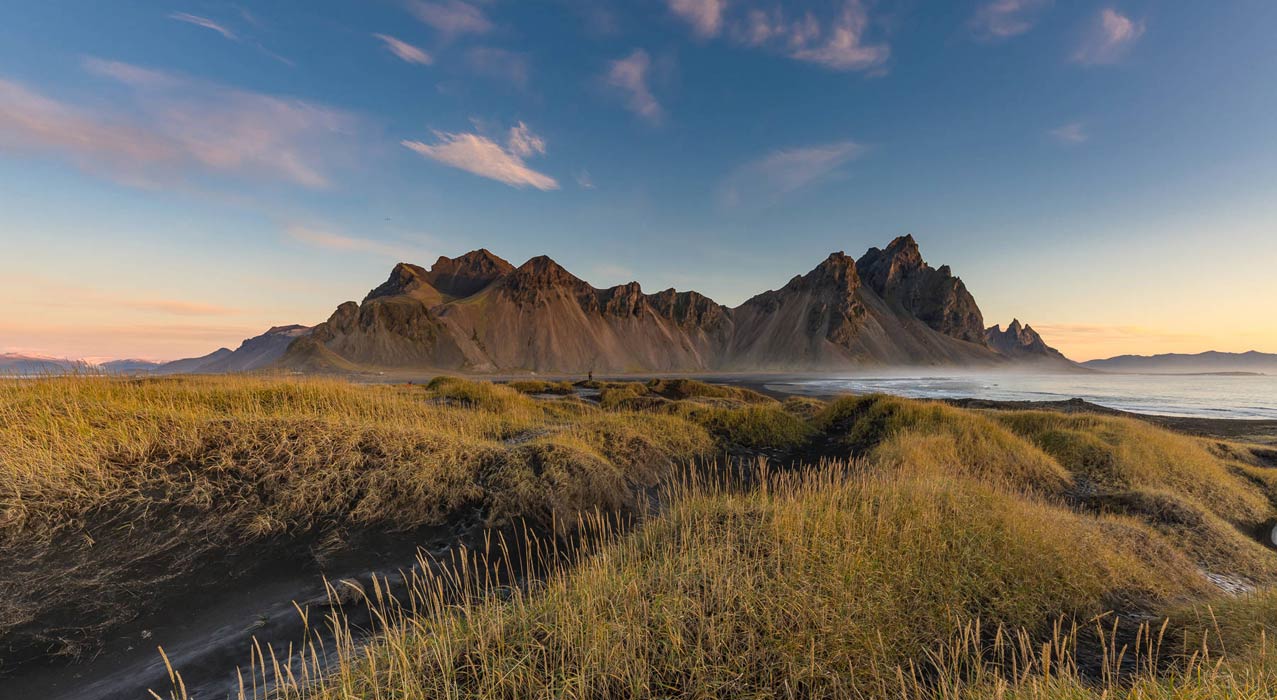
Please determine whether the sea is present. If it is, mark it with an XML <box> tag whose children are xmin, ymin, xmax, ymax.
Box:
<box><xmin>767</xmin><ymin>372</ymin><xmax>1277</xmax><ymax>420</ymax></box>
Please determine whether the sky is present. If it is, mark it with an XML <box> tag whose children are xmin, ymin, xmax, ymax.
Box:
<box><xmin>1</xmin><ymin>1</ymin><xmax>1275</xmax><ymax>363</ymax></box>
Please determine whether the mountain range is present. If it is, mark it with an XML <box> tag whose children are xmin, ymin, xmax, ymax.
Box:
<box><xmin>277</xmin><ymin>235</ymin><xmax>1076</xmax><ymax>374</ymax></box>
<box><xmin>1082</xmin><ymin>351</ymin><xmax>1277</xmax><ymax>375</ymax></box>
<box><xmin>4</xmin><ymin>236</ymin><xmax>1088</xmax><ymax>377</ymax></box>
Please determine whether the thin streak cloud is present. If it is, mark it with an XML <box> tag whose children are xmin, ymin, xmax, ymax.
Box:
<box><xmin>168</xmin><ymin>12</ymin><xmax>237</xmax><ymax>40</ymax></box>
<box><xmin>373</xmin><ymin>33</ymin><xmax>433</xmax><ymax>65</ymax></box>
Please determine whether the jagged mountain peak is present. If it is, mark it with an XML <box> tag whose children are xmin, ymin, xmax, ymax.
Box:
<box><xmin>812</xmin><ymin>250</ymin><xmax>858</xmax><ymax>278</ymax></box>
<box><xmin>855</xmin><ymin>236</ymin><xmax>985</xmax><ymax>345</ymax></box>
<box><xmin>985</xmin><ymin>319</ymin><xmax>1069</xmax><ymax>364</ymax></box>
<box><xmin>885</xmin><ymin>232</ymin><xmax>921</xmax><ymax>255</ymax></box>
<box><xmin>857</xmin><ymin>234</ymin><xmax>926</xmax><ymax>290</ymax></box>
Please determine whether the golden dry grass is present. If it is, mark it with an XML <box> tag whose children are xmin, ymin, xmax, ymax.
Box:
<box><xmin>0</xmin><ymin>375</ymin><xmax>713</xmax><ymax>663</ymax></box>
<box><xmin>5</xmin><ymin>376</ymin><xmax>1277</xmax><ymax>698</ymax></box>
<box><xmin>210</xmin><ymin>462</ymin><xmax>1275</xmax><ymax>700</ymax></box>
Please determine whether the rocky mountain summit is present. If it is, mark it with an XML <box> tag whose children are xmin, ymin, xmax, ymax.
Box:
<box><xmin>275</xmin><ymin>235</ymin><xmax>1075</xmax><ymax>373</ymax></box>
<box><xmin>856</xmin><ymin>235</ymin><xmax>986</xmax><ymax>344</ymax></box>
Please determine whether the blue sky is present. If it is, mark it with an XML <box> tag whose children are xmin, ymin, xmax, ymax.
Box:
<box><xmin>2</xmin><ymin>0</ymin><xmax>1275</xmax><ymax>361</ymax></box>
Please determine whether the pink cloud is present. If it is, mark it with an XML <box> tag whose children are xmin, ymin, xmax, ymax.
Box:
<box><xmin>788</xmin><ymin>2</ymin><xmax>889</xmax><ymax>71</ymax></box>
<box><xmin>607</xmin><ymin>50</ymin><xmax>663</xmax><ymax>123</ymax></box>
<box><xmin>667</xmin><ymin>0</ymin><xmax>726</xmax><ymax>38</ymax></box>
<box><xmin>1073</xmin><ymin>8</ymin><xmax>1145</xmax><ymax>65</ymax></box>
<box><xmin>728</xmin><ymin>1</ymin><xmax>888</xmax><ymax>73</ymax></box>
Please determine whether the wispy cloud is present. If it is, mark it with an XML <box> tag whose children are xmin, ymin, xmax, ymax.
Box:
<box><xmin>0</xmin><ymin>61</ymin><xmax>355</xmax><ymax>189</ymax></box>
<box><xmin>373</xmin><ymin>33</ymin><xmax>433</xmax><ymax>65</ymax></box>
<box><xmin>402</xmin><ymin>122</ymin><xmax>558</xmax><ymax>190</ymax></box>
<box><xmin>576</xmin><ymin>170</ymin><xmax>595</xmax><ymax>190</ymax></box>
<box><xmin>667</xmin><ymin>0</ymin><xmax>726</xmax><ymax>38</ymax></box>
<box><xmin>792</xmin><ymin>3</ymin><xmax>889</xmax><ymax>71</ymax></box>
<box><xmin>169</xmin><ymin>10</ymin><xmax>293</xmax><ymax>65</ymax></box>
<box><xmin>607</xmin><ymin>49</ymin><xmax>663</xmax><ymax>123</ymax></box>
<box><xmin>505</xmin><ymin>121</ymin><xmax>546</xmax><ymax>158</ymax></box>
<box><xmin>285</xmin><ymin>225</ymin><xmax>428</xmax><ymax>260</ymax></box>
<box><xmin>732</xmin><ymin>1</ymin><xmax>888</xmax><ymax>72</ymax></box>
<box><xmin>970</xmin><ymin>0</ymin><xmax>1051</xmax><ymax>40</ymax></box>
<box><xmin>720</xmin><ymin>139</ymin><xmax>863</xmax><ymax>208</ymax></box>
<box><xmin>1072</xmin><ymin>8</ymin><xmax>1144</xmax><ymax>65</ymax></box>
<box><xmin>168</xmin><ymin>12</ymin><xmax>237</xmax><ymax>40</ymax></box>
<box><xmin>1049</xmin><ymin>122</ymin><xmax>1087</xmax><ymax>144</ymax></box>
<box><xmin>407</xmin><ymin>0</ymin><xmax>492</xmax><ymax>36</ymax></box>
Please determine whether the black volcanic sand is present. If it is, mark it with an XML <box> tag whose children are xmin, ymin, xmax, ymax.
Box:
<box><xmin>2</xmin><ymin>524</ymin><xmax>476</xmax><ymax>700</ymax></box>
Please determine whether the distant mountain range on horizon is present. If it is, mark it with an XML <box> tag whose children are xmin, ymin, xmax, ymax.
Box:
<box><xmin>9</xmin><ymin>236</ymin><xmax>1268</xmax><ymax>378</ymax></box>
<box><xmin>1080</xmin><ymin>351</ymin><xmax>1277</xmax><ymax>375</ymax></box>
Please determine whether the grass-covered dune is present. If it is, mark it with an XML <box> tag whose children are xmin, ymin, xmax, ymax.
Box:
<box><xmin>3</xmin><ymin>375</ymin><xmax>1277</xmax><ymax>697</ymax></box>
<box><xmin>0</xmin><ymin>375</ymin><xmax>712</xmax><ymax>668</ymax></box>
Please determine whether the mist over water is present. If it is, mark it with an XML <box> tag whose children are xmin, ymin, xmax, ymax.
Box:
<box><xmin>772</xmin><ymin>372</ymin><xmax>1277</xmax><ymax>419</ymax></box>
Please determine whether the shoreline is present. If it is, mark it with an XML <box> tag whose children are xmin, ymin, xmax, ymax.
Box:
<box><xmin>710</xmin><ymin>376</ymin><xmax>1277</xmax><ymax>447</ymax></box>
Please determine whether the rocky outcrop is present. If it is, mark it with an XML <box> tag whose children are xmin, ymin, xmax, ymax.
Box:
<box><xmin>856</xmin><ymin>235</ymin><xmax>986</xmax><ymax>345</ymax></box>
<box><xmin>985</xmin><ymin>319</ymin><xmax>1071</xmax><ymax>364</ymax></box>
